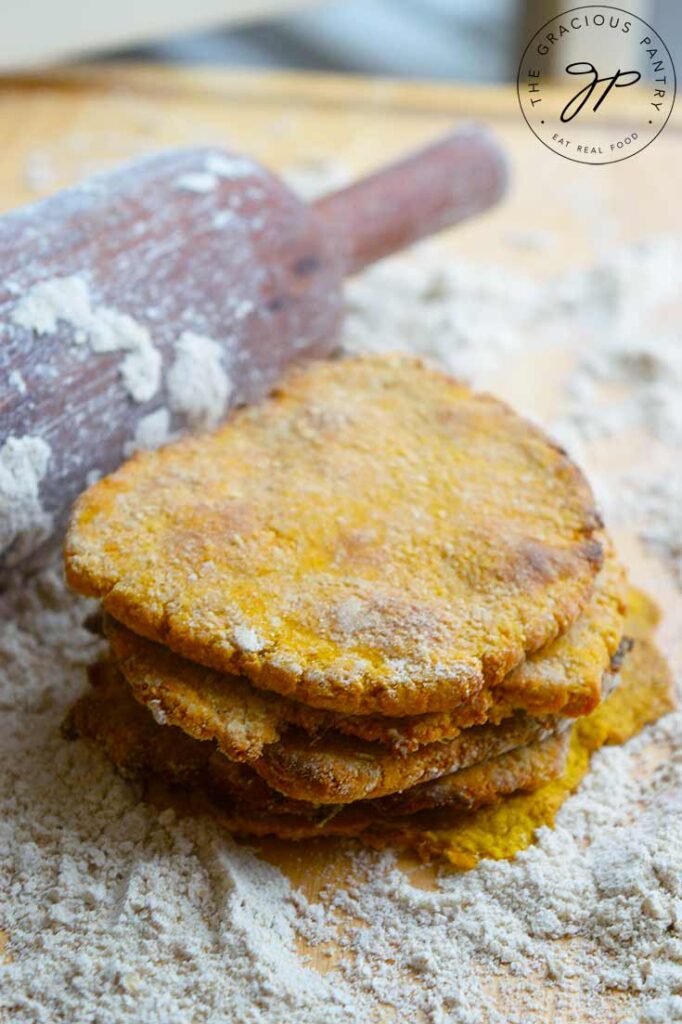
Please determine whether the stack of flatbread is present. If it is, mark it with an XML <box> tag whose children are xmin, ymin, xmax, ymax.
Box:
<box><xmin>63</xmin><ymin>355</ymin><xmax>673</xmax><ymax>852</ymax></box>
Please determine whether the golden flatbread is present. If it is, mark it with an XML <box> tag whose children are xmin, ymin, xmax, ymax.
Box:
<box><xmin>252</xmin><ymin>712</ymin><xmax>566</xmax><ymax>804</ymax></box>
<box><xmin>106</xmin><ymin>612</ymin><xmax>565</xmax><ymax>803</ymax></box>
<box><xmin>63</xmin><ymin>661</ymin><xmax>570</xmax><ymax>831</ymax></box>
<box><xmin>66</xmin><ymin>354</ymin><xmax>603</xmax><ymax>715</ymax></box>
<box><xmin>103</xmin><ymin>547</ymin><xmax>623</xmax><ymax>788</ymax></box>
<box><xmin>63</xmin><ymin>596</ymin><xmax>673</xmax><ymax>854</ymax></box>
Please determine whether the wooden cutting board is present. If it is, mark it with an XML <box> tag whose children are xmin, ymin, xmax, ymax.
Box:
<box><xmin>2</xmin><ymin>65</ymin><xmax>680</xmax><ymax>1020</ymax></box>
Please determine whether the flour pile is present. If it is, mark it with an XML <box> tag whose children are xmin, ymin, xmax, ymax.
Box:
<box><xmin>2</xmin><ymin>231</ymin><xmax>681</xmax><ymax>1023</ymax></box>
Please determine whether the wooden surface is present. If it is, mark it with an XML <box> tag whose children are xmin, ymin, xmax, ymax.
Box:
<box><xmin>2</xmin><ymin>65</ymin><xmax>680</xmax><ymax>1021</ymax></box>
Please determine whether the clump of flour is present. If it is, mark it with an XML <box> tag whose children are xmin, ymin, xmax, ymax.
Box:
<box><xmin>167</xmin><ymin>331</ymin><xmax>232</xmax><ymax>430</ymax></box>
<box><xmin>11</xmin><ymin>275</ymin><xmax>161</xmax><ymax>402</ymax></box>
<box><xmin>124</xmin><ymin>408</ymin><xmax>172</xmax><ymax>456</ymax></box>
<box><xmin>282</xmin><ymin>157</ymin><xmax>352</xmax><ymax>200</ymax></box>
<box><xmin>0</xmin><ymin>436</ymin><xmax>52</xmax><ymax>565</ymax></box>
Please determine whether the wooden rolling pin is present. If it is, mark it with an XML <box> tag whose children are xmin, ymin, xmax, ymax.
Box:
<box><xmin>0</xmin><ymin>124</ymin><xmax>507</xmax><ymax>573</ymax></box>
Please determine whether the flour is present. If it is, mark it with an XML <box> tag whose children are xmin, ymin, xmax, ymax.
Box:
<box><xmin>167</xmin><ymin>331</ymin><xmax>232</xmax><ymax>430</ymax></box>
<box><xmin>11</xmin><ymin>275</ymin><xmax>162</xmax><ymax>402</ymax></box>
<box><xmin>205</xmin><ymin>154</ymin><xmax>260</xmax><ymax>180</ymax></box>
<box><xmin>175</xmin><ymin>156</ymin><xmax>260</xmax><ymax>193</ymax></box>
<box><xmin>2</xmin><ymin>220</ymin><xmax>681</xmax><ymax>1022</ymax></box>
<box><xmin>8</xmin><ymin>369</ymin><xmax>27</xmax><ymax>395</ymax></box>
<box><xmin>175</xmin><ymin>171</ymin><xmax>220</xmax><ymax>193</ymax></box>
<box><xmin>343</xmin><ymin>251</ymin><xmax>543</xmax><ymax>383</ymax></box>
<box><xmin>0</xmin><ymin>435</ymin><xmax>52</xmax><ymax>565</ymax></box>
<box><xmin>281</xmin><ymin>157</ymin><xmax>352</xmax><ymax>200</ymax></box>
<box><xmin>124</xmin><ymin>408</ymin><xmax>172</xmax><ymax>456</ymax></box>
<box><xmin>550</xmin><ymin>239</ymin><xmax>682</xmax><ymax>587</ymax></box>
<box><xmin>232</xmin><ymin>625</ymin><xmax>267</xmax><ymax>654</ymax></box>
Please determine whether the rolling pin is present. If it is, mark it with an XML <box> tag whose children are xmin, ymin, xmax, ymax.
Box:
<box><xmin>0</xmin><ymin>124</ymin><xmax>507</xmax><ymax>573</ymax></box>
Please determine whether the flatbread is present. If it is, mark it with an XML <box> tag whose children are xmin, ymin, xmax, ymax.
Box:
<box><xmin>106</xmin><ymin>611</ymin><xmax>565</xmax><ymax>803</ymax></box>
<box><xmin>252</xmin><ymin>712</ymin><xmax>566</xmax><ymax>803</ymax></box>
<box><xmin>62</xmin><ymin>615</ymin><xmax>674</xmax><ymax>851</ymax></box>
<box><xmin>105</xmin><ymin>614</ymin><xmax>493</xmax><ymax>758</ymax></box>
<box><xmin>62</xmin><ymin>661</ymin><xmax>570</xmax><ymax>832</ymax></box>
<box><xmin>65</xmin><ymin>354</ymin><xmax>603</xmax><ymax>715</ymax></box>
<box><xmin>104</xmin><ymin>549</ymin><xmax>624</xmax><ymax>769</ymax></box>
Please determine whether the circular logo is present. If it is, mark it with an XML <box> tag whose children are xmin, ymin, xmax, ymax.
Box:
<box><xmin>517</xmin><ymin>5</ymin><xmax>676</xmax><ymax>164</ymax></box>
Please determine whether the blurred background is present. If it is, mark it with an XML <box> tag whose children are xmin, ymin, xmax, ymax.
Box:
<box><xmin>0</xmin><ymin>0</ymin><xmax>678</xmax><ymax>79</ymax></box>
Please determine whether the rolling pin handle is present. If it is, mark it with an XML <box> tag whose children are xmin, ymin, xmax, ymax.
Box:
<box><xmin>313</xmin><ymin>123</ymin><xmax>508</xmax><ymax>277</ymax></box>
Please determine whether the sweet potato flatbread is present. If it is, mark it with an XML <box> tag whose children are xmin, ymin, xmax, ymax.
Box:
<box><xmin>251</xmin><ymin>711</ymin><xmax>566</xmax><ymax>804</ymax></box>
<box><xmin>63</xmin><ymin>593</ymin><xmax>674</xmax><ymax>856</ymax></box>
<box><xmin>66</xmin><ymin>354</ymin><xmax>603</xmax><ymax>715</ymax></box>
<box><xmin>63</xmin><ymin>662</ymin><xmax>570</xmax><ymax>831</ymax></box>
<box><xmin>107</xmin><ymin>611</ymin><xmax>566</xmax><ymax>803</ymax></box>
<box><xmin>104</xmin><ymin>549</ymin><xmax>624</xmax><ymax>775</ymax></box>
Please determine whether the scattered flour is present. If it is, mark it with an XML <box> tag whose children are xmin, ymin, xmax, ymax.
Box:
<box><xmin>0</xmin><ymin>568</ymin><xmax>355</xmax><ymax>1024</ymax></box>
<box><xmin>175</xmin><ymin>171</ymin><xmax>220</xmax><ymax>194</ymax></box>
<box><xmin>175</xmin><ymin>156</ymin><xmax>260</xmax><ymax>193</ymax></box>
<box><xmin>0</xmin><ymin>436</ymin><xmax>52</xmax><ymax>565</ymax></box>
<box><xmin>2</xmin><ymin>198</ymin><xmax>681</xmax><ymax>1021</ymax></box>
<box><xmin>318</xmin><ymin>723</ymin><xmax>682</xmax><ymax>1023</ymax></box>
<box><xmin>167</xmin><ymin>331</ymin><xmax>232</xmax><ymax>430</ymax></box>
<box><xmin>550</xmin><ymin>240</ymin><xmax>682</xmax><ymax>588</ymax></box>
<box><xmin>281</xmin><ymin>157</ymin><xmax>353</xmax><ymax>201</ymax></box>
<box><xmin>8</xmin><ymin>369</ymin><xmax>27</xmax><ymax>395</ymax></box>
<box><xmin>343</xmin><ymin>251</ymin><xmax>543</xmax><ymax>382</ymax></box>
<box><xmin>11</xmin><ymin>275</ymin><xmax>161</xmax><ymax>402</ymax></box>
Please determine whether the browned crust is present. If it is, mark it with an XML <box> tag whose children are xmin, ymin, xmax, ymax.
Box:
<box><xmin>493</xmin><ymin>548</ymin><xmax>626</xmax><ymax>716</ymax></box>
<box><xmin>62</xmin><ymin>661</ymin><xmax>570</xmax><ymax>836</ymax></box>
<box><xmin>106</xmin><ymin>548</ymin><xmax>624</xmax><ymax>777</ymax></box>
<box><xmin>254</xmin><ymin>712</ymin><xmax>565</xmax><ymax>803</ymax></box>
<box><xmin>65</xmin><ymin>354</ymin><xmax>603</xmax><ymax>715</ymax></box>
<box><xmin>107</xmin><ymin>611</ymin><xmax>565</xmax><ymax>804</ymax></box>
<box><xmin>61</xmin><ymin>588</ymin><xmax>675</xmax><ymax>849</ymax></box>
<box><xmin>106</xmin><ymin>613</ymin><xmax>496</xmax><ymax>757</ymax></box>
